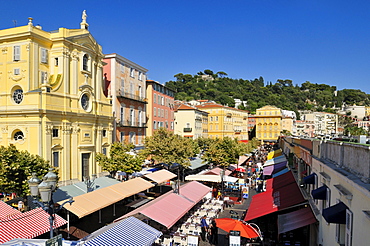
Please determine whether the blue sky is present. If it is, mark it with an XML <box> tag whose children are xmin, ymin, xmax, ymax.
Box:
<box><xmin>3</xmin><ymin>0</ymin><xmax>370</xmax><ymax>93</ymax></box>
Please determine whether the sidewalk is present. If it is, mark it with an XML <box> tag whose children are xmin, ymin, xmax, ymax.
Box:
<box><xmin>199</xmin><ymin>189</ymin><xmax>257</xmax><ymax>246</ymax></box>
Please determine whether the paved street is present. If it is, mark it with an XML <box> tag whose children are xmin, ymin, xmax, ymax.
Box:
<box><xmin>199</xmin><ymin>189</ymin><xmax>257</xmax><ymax>246</ymax></box>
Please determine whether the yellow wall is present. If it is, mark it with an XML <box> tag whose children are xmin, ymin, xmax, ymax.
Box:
<box><xmin>255</xmin><ymin>105</ymin><xmax>282</xmax><ymax>141</ymax></box>
<box><xmin>0</xmin><ymin>20</ymin><xmax>113</xmax><ymax>183</ymax></box>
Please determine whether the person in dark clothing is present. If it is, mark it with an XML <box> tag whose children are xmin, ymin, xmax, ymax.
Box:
<box><xmin>200</xmin><ymin>215</ymin><xmax>209</xmax><ymax>241</ymax></box>
<box><xmin>209</xmin><ymin>218</ymin><xmax>218</xmax><ymax>245</ymax></box>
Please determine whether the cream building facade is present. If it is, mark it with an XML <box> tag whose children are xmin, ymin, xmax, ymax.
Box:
<box><xmin>174</xmin><ymin>102</ymin><xmax>208</xmax><ymax>139</ymax></box>
<box><xmin>301</xmin><ymin>112</ymin><xmax>338</xmax><ymax>136</ymax></box>
<box><xmin>255</xmin><ymin>105</ymin><xmax>282</xmax><ymax>142</ymax></box>
<box><xmin>0</xmin><ymin>15</ymin><xmax>113</xmax><ymax>183</ymax></box>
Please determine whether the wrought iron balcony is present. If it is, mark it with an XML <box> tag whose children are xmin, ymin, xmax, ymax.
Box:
<box><xmin>117</xmin><ymin>120</ymin><xmax>147</xmax><ymax>128</ymax></box>
<box><xmin>116</xmin><ymin>90</ymin><xmax>147</xmax><ymax>103</ymax></box>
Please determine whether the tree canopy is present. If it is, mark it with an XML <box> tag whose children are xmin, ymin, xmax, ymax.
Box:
<box><xmin>139</xmin><ymin>128</ymin><xmax>199</xmax><ymax>168</ymax></box>
<box><xmin>201</xmin><ymin>137</ymin><xmax>259</xmax><ymax>168</ymax></box>
<box><xmin>0</xmin><ymin>144</ymin><xmax>50</xmax><ymax>197</ymax></box>
<box><xmin>165</xmin><ymin>71</ymin><xmax>370</xmax><ymax>116</ymax></box>
<box><xmin>96</xmin><ymin>142</ymin><xmax>142</xmax><ymax>177</ymax></box>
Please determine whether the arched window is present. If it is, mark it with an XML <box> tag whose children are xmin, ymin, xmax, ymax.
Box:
<box><xmin>83</xmin><ymin>54</ymin><xmax>89</xmax><ymax>71</ymax></box>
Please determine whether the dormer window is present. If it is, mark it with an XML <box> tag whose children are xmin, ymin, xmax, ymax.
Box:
<box><xmin>83</xmin><ymin>54</ymin><xmax>89</xmax><ymax>71</ymax></box>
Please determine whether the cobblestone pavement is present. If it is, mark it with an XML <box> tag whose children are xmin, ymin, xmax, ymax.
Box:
<box><xmin>198</xmin><ymin>189</ymin><xmax>257</xmax><ymax>246</ymax></box>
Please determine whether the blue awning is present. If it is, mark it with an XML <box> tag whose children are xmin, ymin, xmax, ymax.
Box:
<box><xmin>303</xmin><ymin>173</ymin><xmax>316</xmax><ymax>184</ymax></box>
<box><xmin>272</xmin><ymin>167</ymin><xmax>290</xmax><ymax>178</ymax></box>
<box><xmin>311</xmin><ymin>185</ymin><xmax>327</xmax><ymax>200</ymax></box>
<box><xmin>322</xmin><ymin>202</ymin><xmax>348</xmax><ymax>224</ymax></box>
<box><xmin>82</xmin><ymin>216</ymin><xmax>162</xmax><ymax>246</ymax></box>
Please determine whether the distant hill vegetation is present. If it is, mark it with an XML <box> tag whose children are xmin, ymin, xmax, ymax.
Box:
<box><xmin>165</xmin><ymin>70</ymin><xmax>370</xmax><ymax>115</ymax></box>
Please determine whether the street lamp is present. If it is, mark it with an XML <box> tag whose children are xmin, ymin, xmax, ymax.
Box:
<box><xmin>28</xmin><ymin>168</ymin><xmax>74</xmax><ymax>239</ymax></box>
<box><xmin>83</xmin><ymin>174</ymin><xmax>97</xmax><ymax>193</ymax></box>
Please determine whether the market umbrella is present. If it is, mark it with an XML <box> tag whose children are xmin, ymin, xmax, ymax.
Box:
<box><xmin>215</xmin><ymin>218</ymin><xmax>260</xmax><ymax>238</ymax></box>
<box><xmin>235</xmin><ymin>167</ymin><xmax>246</xmax><ymax>173</ymax></box>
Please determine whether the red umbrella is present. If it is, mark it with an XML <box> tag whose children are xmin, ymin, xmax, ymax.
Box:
<box><xmin>235</xmin><ymin>167</ymin><xmax>246</xmax><ymax>172</ymax></box>
<box><xmin>214</xmin><ymin>218</ymin><xmax>260</xmax><ymax>238</ymax></box>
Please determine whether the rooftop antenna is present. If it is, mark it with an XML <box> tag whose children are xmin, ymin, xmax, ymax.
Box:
<box><xmin>13</xmin><ymin>20</ymin><xmax>17</xmax><ymax>27</ymax></box>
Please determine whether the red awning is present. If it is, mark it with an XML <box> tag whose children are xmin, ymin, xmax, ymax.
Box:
<box><xmin>244</xmin><ymin>181</ymin><xmax>305</xmax><ymax>221</ymax></box>
<box><xmin>178</xmin><ymin>181</ymin><xmax>211</xmax><ymax>204</ymax></box>
<box><xmin>115</xmin><ymin>192</ymin><xmax>194</xmax><ymax>228</ymax></box>
<box><xmin>265</xmin><ymin>170</ymin><xmax>296</xmax><ymax>190</ymax></box>
<box><xmin>278</xmin><ymin>207</ymin><xmax>317</xmax><ymax>234</ymax></box>
<box><xmin>204</xmin><ymin>167</ymin><xmax>232</xmax><ymax>176</ymax></box>
<box><xmin>0</xmin><ymin>201</ymin><xmax>21</xmax><ymax>219</ymax></box>
<box><xmin>0</xmin><ymin>207</ymin><xmax>68</xmax><ymax>244</ymax></box>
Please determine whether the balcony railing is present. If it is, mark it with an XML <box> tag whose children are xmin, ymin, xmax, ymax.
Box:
<box><xmin>183</xmin><ymin>128</ymin><xmax>192</xmax><ymax>132</ymax></box>
<box><xmin>118</xmin><ymin>120</ymin><xmax>147</xmax><ymax>128</ymax></box>
<box><xmin>117</xmin><ymin>90</ymin><xmax>147</xmax><ymax>103</ymax></box>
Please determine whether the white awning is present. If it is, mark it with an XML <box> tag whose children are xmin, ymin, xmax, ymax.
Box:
<box><xmin>185</xmin><ymin>175</ymin><xmax>238</xmax><ymax>183</ymax></box>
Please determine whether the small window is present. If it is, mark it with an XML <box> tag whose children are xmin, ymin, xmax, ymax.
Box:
<box><xmin>130</xmin><ymin>67</ymin><xmax>134</xmax><ymax>78</ymax></box>
<box><xmin>41</xmin><ymin>48</ymin><xmax>48</xmax><ymax>63</ymax></box>
<box><xmin>120</xmin><ymin>132</ymin><xmax>124</xmax><ymax>142</ymax></box>
<box><xmin>13</xmin><ymin>45</ymin><xmax>20</xmax><ymax>61</ymax></box>
<box><xmin>14</xmin><ymin>131</ymin><xmax>24</xmax><ymax>141</ymax></box>
<box><xmin>120</xmin><ymin>63</ymin><xmax>125</xmax><ymax>72</ymax></box>
<box><xmin>102</xmin><ymin>147</ymin><xmax>107</xmax><ymax>155</ymax></box>
<box><xmin>102</xmin><ymin>129</ymin><xmax>107</xmax><ymax>137</ymax></box>
<box><xmin>55</xmin><ymin>58</ymin><xmax>59</xmax><ymax>66</ymax></box>
<box><xmin>83</xmin><ymin>54</ymin><xmax>89</xmax><ymax>71</ymax></box>
<box><xmin>138</xmin><ymin>71</ymin><xmax>142</xmax><ymax>80</ymax></box>
<box><xmin>14</xmin><ymin>68</ymin><xmax>20</xmax><ymax>75</ymax></box>
<box><xmin>52</xmin><ymin>129</ymin><xmax>59</xmax><ymax>138</ymax></box>
<box><xmin>53</xmin><ymin>151</ymin><xmax>59</xmax><ymax>167</ymax></box>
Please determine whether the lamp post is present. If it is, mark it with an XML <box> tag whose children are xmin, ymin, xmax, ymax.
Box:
<box><xmin>220</xmin><ymin>169</ymin><xmax>225</xmax><ymax>200</ymax></box>
<box><xmin>83</xmin><ymin>174</ymin><xmax>97</xmax><ymax>193</ymax></box>
<box><xmin>171</xmin><ymin>163</ymin><xmax>181</xmax><ymax>194</ymax></box>
<box><xmin>28</xmin><ymin>168</ymin><xmax>74</xmax><ymax>239</ymax></box>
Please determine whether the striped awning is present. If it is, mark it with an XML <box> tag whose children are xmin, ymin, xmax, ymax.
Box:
<box><xmin>0</xmin><ymin>208</ymin><xmax>67</xmax><ymax>244</ymax></box>
<box><xmin>0</xmin><ymin>201</ymin><xmax>21</xmax><ymax>219</ymax></box>
<box><xmin>81</xmin><ymin>217</ymin><xmax>162</xmax><ymax>246</ymax></box>
<box><xmin>144</xmin><ymin>169</ymin><xmax>177</xmax><ymax>184</ymax></box>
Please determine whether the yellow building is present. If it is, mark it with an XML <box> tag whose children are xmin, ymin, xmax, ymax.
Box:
<box><xmin>196</xmin><ymin>102</ymin><xmax>248</xmax><ymax>141</ymax></box>
<box><xmin>174</xmin><ymin>102</ymin><xmax>208</xmax><ymax>139</ymax></box>
<box><xmin>255</xmin><ymin>105</ymin><xmax>282</xmax><ymax>142</ymax></box>
<box><xmin>0</xmin><ymin>14</ymin><xmax>113</xmax><ymax>183</ymax></box>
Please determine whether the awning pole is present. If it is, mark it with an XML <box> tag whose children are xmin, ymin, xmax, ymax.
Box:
<box><xmin>67</xmin><ymin>210</ymin><xmax>70</xmax><ymax>239</ymax></box>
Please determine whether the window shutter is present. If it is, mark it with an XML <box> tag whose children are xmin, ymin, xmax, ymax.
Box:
<box><xmin>345</xmin><ymin>209</ymin><xmax>353</xmax><ymax>246</ymax></box>
<box><xmin>41</xmin><ymin>48</ymin><xmax>48</xmax><ymax>63</ymax></box>
<box><xmin>13</xmin><ymin>46</ymin><xmax>20</xmax><ymax>61</ymax></box>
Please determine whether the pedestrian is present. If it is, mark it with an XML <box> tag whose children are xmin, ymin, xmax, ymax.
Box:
<box><xmin>209</xmin><ymin>218</ymin><xmax>218</xmax><ymax>245</ymax></box>
<box><xmin>200</xmin><ymin>215</ymin><xmax>209</xmax><ymax>241</ymax></box>
<box><xmin>17</xmin><ymin>200</ymin><xmax>24</xmax><ymax>211</ymax></box>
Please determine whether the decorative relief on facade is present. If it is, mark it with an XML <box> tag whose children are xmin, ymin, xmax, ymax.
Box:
<box><xmin>45</xmin><ymin>125</ymin><xmax>53</xmax><ymax>135</ymax></box>
<box><xmin>62</xmin><ymin>125</ymin><xmax>72</xmax><ymax>134</ymax></box>
<box><xmin>2</xmin><ymin>47</ymin><xmax>7</xmax><ymax>54</ymax></box>
<box><xmin>8</xmin><ymin>69</ymin><xmax>26</xmax><ymax>82</ymax></box>
<box><xmin>72</xmin><ymin>124</ymin><xmax>80</xmax><ymax>134</ymax></box>
<box><xmin>2</xmin><ymin>126</ymin><xmax>8</xmax><ymax>133</ymax></box>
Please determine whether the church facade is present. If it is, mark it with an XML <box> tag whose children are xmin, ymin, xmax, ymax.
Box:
<box><xmin>0</xmin><ymin>14</ymin><xmax>113</xmax><ymax>183</ymax></box>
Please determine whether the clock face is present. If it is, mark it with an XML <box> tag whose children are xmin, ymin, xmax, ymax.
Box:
<box><xmin>81</xmin><ymin>94</ymin><xmax>89</xmax><ymax>110</ymax></box>
<box><xmin>13</xmin><ymin>89</ymin><xmax>23</xmax><ymax>104</ymax></box>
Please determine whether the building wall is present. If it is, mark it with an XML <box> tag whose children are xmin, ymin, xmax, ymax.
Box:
<box><xmin>196</xmin><ymin>103</ymin><xmax>248</xmax><ymax>140</ymax></box>
<box><xmin>103</xmin><ymin>53</ymin><xmax>148</xmax><ymax>146</ymax></box>
<box><xmin>255</xmin><ymin>105</ymin><xmax>282</xmax><ymax>142</ymax></box>
<box><xmin>281</xmin><ymin>137</ymin><xmax>370</xmax><ymax>246</ymax></box>
<box><xmin>146</xmin><ymin>80</ymin><xmax>175</xmax><ymax>137</ymax></box>
<box><xmin>0</xmin><ymin>19</ymin><xmax>113</xmax><ymax>182</ymax></box>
